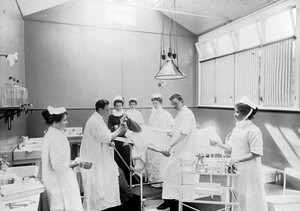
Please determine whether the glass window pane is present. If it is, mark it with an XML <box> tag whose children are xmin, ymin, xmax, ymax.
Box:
<box><xmin>234</xmin><ymin>23</ymin><xmax>260</xmax><ymax>50</ymax></box>
<box><xmin>198</xmin><ymin>40</ymin><xmax>215</xmax><ymax>60</ymax></box>
<box><xmin>264</xmin><ymin>10</ymin><xmax>294</xmax><ymax>42</ymax></box>
<box><xmin>215</xmin><ymin>34</ymin><xmax>234</xmax><ymax>56</ymax></box>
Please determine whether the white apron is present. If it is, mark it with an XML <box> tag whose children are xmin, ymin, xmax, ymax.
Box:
<box><xmin>162</xmin><ymin>106</ymin><xmax>197</xmax><ymax>200</ymax></box>
<box><xmin>228</xmin><ymin>120</ymin><xmax>268</xmax><ymax>211</ymax></box>
<box><xmin>42</xmin><ymin>127</ymin><xmax>83</xmax><ymax>211</ymax></box>
<box><xmin>80</xmin><ymin>112</ymin><xmax>120</xmax><ymax>211</ymax></box>
<box><xmin>147</xmin><ymin>107</ymin><xmax>174</xmax><ymax>182</ymax></box>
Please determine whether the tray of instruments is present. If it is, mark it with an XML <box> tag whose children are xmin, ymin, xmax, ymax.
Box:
<box><xmin>181</xmin><ymin>185</ymin><xmax>238</xmax><ymax>205</ymax></box>
<box><xmin>194</xmin><ymin>157</ymin><xmax>239</xmax><ymax>175</ymax></box>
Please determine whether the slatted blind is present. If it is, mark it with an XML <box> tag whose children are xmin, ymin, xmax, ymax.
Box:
<box><xmin>215</xmin><ymin>55</ymin><xmax>234</xmax><ymax>105</ymax></box>
<box><xmin>200</xmin><ymin>60</ymin><xmax>215</xmax><ymax>105</ymax></box>
<box><xmin>235</xmin><ymin>48</ymin><xmax>260</xmax><ymax>105</ymax></box>
<box><xmin>260</xmin><ymin>38</ymin><xmax>294</xmax><ymax>107</ymax></box>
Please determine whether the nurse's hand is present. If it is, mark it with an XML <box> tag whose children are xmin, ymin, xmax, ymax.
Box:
<box><xmin>209</xmin><ymin>139</ymin><xmax>218</xmax><ymax>146</ymax></box>
<box><xmin>229</xmin><ymin>158</ymin><xmax>239</xmax><ymax>165</ymax></box>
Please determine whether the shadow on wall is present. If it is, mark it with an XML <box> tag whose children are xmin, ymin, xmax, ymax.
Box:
<box><xmin>264</xmin><ymin>123</ymin><xmax>300</xmax><ymax>169</ymax></box>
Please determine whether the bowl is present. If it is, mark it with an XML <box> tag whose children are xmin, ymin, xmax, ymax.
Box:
<box><xmin>80</xmin><ymin>162</ymin><xmax>93</xmax><ymax>169</ymax></box>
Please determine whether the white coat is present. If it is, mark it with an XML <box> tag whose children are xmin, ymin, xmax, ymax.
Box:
<box><xmin>162</xmin><ymin>105</ymin><xmax>197</xmax><ymax>200</ymax></box>
<box><xmin>148</xmin><ymin>107</ymin><xmax>174</xmax><ymax>130</ymax></box>
<box><xmin>42</xmin><ymin>127</ymin><xmax>83</xmax><ymax>211</ymax></box>
<box><xmin>125</xmin><ymin>109</ymin><xmax>144</xmax><ymax>125</ymax></box>
<box><xmin>80</xmin><ymin>112</ymin><xmax>120</xmax><ymax>211</ymax></box>
<box><xmin>147</xmin><ymin>107</ymin><xmax>174</xmax><ymax>182</ymax></box>
<box><xmin>228</xmin><ymin>120</ymin><xmax>268</xmax><ymax>211</ymax></box>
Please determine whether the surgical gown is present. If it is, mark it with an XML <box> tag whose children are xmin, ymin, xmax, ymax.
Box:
<box><xmin>80</xmin><ymin>112</ymin><xmax>120</xmax><ymax>211</ymax></box>
<box><xmin>162</xmin><ymin>105</ymin><xmax>197</xmax><ymax>200</ymax></box>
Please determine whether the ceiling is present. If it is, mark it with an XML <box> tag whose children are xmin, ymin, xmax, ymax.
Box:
<box><xmin>16</xmin><ymin>0</ymin><xmax>280</xmax><ymax>35</ymax></box>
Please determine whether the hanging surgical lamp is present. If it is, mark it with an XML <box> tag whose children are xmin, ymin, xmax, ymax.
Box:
<box><xmin>155</xmin><ymin>0</ymin><xmax>185</xmax><ymax>80</ymax></box>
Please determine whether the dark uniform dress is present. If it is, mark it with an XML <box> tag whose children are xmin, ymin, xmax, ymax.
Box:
<box><xmin>108</xmin><ymin>112</ymin><xmax>132</xmax><ymax>184</ymax></box>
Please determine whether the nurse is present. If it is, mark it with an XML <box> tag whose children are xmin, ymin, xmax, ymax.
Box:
<box><xmin>125</xmin><ymin>98</ymin><xmax>144</xmax><ymax>125</ymax></box>
<box><xmin>210</xmin><ymin>97</ymin><xmax>268</xmax><ymax>211</ymax></box>
<box><xmin>158</xmin><ymin>94</ymin><xmax>197</xmax><ymax>211</ymax></box>
<box><xmin>80</xmin><ymin>99</ymin><xmax>126</xmax><ymax>211</ymax></box>
<box><xmin>41</xmin><ymin>106</ymin><xmax>83</xmax><ymax>211</ymax></box>
<box><xmin>147</xmin><ymin>93</ymin><xmax>174</xmax><ymax>184</ymax></box>
<box><xmin>108</xmin><ymin>95</ymin><xmax>131</xmax><ymax>183</ymax></box>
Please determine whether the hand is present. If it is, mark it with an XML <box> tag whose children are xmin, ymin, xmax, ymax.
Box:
<box><xmin>167</xmin><ymin>132</ymin><xmax>173</xmax><ymax>137</ymax></box>
<box><xmin>209</xmin><ymin>139</ymin><xmax>218</xmax><ymax>146</ymax></box>
<box><xmin>161</xmin><ymin>150</ymin><xmax>171</xmax><ymax>157</ymax></box>
<box><xmin>120</xmin><ymin>115</ymin><xmax>128</xmax><ymax>125</ymax></box>
<box><xmin>228</xmin><ymin>159</ymin><xmax>239</xmax><ymax>165</ymax></box>
<box><xmin>108</xmin><ymin>141</ymin><xmax>115</xmax><ymax>148</ymax></box>
<box><xmin>70</xmin><ymin>160</ymin><xmax>79</xmax><ymax>169</ymax></box>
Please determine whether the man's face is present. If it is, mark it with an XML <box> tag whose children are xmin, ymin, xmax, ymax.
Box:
<box><xmin>171</xmin><ymin>98</ymin><xmax>183</xmax><ymax>110</ymax></box>
<box><xmin>100</xmin><ymin>104</ymin><xmax>110</xmax><ymax>116</ymax></box>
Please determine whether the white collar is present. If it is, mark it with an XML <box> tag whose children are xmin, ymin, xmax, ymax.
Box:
<box><xmin>113</xmin><ymin>109</ymin><xmax>125</xmax><ymax>117</ymax></box>
<box><xmin>235</xmin><ymin>120</ymin><xmax>252</xmax><ymax>128</ymax></box>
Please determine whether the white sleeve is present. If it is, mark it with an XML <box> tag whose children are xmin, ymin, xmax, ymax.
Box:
<box><xmin>49</xmin><ymin>139</ymin><xmax>70</xmax><ymax>172</ymax></box>
<box><xmin>166</xmin><ymin>112</ymin><xmax>174</xmax><ymax>129</ymax></box>
<box><xmin>180</xmin><ymin>114</ymin><xmax>192</xmax><ymax>135</ymax></box>
<box><xmin>90</xmin><ymin>121</ymin><xmax>112</xmax><ymax>143</ymax></box>
<box><xmin>248</xmin><ymin>128</ymin><xmax>263</xmax><ymax>156</ymax></box>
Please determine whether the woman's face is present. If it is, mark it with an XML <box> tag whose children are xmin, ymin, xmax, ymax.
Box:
<box><xmin>129</xmin><ymin>102</ymin><xmax>137</xmax><ymax>109</ymax></box>
<box><xmin>115</xmin><ymin>102</ymin><xmax>123</xmax><ymax>111</ymax></box>
<box><xmin>152</xmin><ymin>100</ymin><xmax>161</xmax><ymax>109</ymax></box>
<box><xmin>234</xmin><ymin>108</ymin><xmax>246</xmax><ymax>121</ymax></box>
<box><xmin>56</xmin><ymin>114</ymin><xmax>68</xmax><ymax>130</ymax></box>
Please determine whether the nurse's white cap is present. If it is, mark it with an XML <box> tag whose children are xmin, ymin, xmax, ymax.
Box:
<box><xmin>129</xmin><ymin>98</ymin><xmax>137</xmax><ymax>102</ymax></box>
<box><xmin>47</xmin><ymin>106</ymin><xmax>66</xmax><ymax>115</ymax></box>
<box><xmin>113</xmin><ymin>95</ymin><xmax>124</xmax><ymax>102</ymax></box>
<box><xmin>151</xmin><ymin>93</ymin><xmax>162</xmax><ymax>98</ymax></box>
<box><xmin>238</xmin><ymin>96</ymin><xmax>257</xmax><ymax>109</ymax></box>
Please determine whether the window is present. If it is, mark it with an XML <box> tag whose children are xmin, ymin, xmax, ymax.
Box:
<box><xmin>234</xmin><ymin>23</ymin><xmax>261</xmax><ymax>50</ymax></box>
<box><xmin>215</xmin><ymin>34</ymin><xmax>234</xmax><ymax>56</ymax></box>
<box><xmin>197</xmin><ymin>7</ymin><xmax>297</xmax><ymax>109</ymax></box>
<box><xmin>196</xmin><ymin>40</ymin><xmax>215</xmax><ymax>60</ymax></box>
<box><xmin>260</xmin><ymin>38</ymin><xmax>295</xmax><ymax>107</ymax></box>
<box><xmin>200</xmin><ymin>60</ymin><xmax>215</xmax><ymax>105</ymax></box>
<box><xmin>263</xmin><ymin>10</ymin><xmax>295</xmax><ymax>43</ymax></box>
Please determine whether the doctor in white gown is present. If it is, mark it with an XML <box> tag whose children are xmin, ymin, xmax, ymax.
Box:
<box><xmin>42</xmin><ymin>106</ymin><xmax>83</xmax><ymax>211</ymax></box>
<box><xmin>80</xmin><ymin>100</ymin><xmax>126</xmax><ymax>211</ymax></box>
<box><xmin>158</xmin><ymin>94</ymin><xmax>197</xmax><ymax>211</ymax></box>
<box><xmin>210</xmin><ymin>97</ymin><xmax>268</xmax><ymax>211</ymax></box>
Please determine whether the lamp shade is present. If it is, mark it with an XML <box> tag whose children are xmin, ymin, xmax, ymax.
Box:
<box><xmin>155</xmin><ymin>59</ymin><xmax>185</xmax><ymax>80</ymax></box>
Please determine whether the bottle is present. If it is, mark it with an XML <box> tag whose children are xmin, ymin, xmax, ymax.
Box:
<box><xmin>23</xmin><ymin>84</ymin><xmax>28</xmax><ymax>105</ymax></box>
<box><xmin>3</xmin><ymin>76</ymin><xmax>13</xmax><ymax>107</ymax></box>
<box><xmin>12</xmin><ymin>77</ymin><xmax>18</xmax><ymax>107</ymax></box>
<box><xmin>16</xmin><ymin>80</ymin><xmax>22</xmax><ymax>106</ymax></box>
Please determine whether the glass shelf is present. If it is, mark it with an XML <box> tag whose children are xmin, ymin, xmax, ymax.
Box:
<box><xmin>0</xmin><ymin>105</ymin><xmax>33</xmax><ymax>130</ymax></box>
